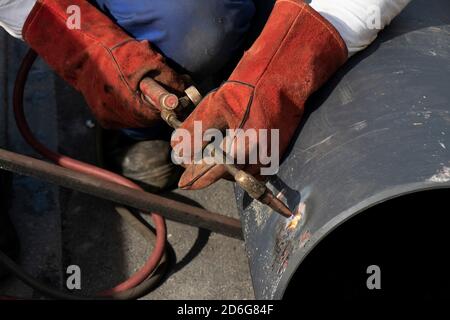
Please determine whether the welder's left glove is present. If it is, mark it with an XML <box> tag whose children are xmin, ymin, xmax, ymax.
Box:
<box><xmin>22</xmin><ymin>0</ymin><xmax>187</xmax><ymax>129</ymax></box>
<box><xmin>171</xmin><ymin>0</ymin><xmax>348</xmax><ymax>190</ymax></box>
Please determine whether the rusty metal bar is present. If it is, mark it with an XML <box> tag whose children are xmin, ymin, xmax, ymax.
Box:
<box><xmin>0</xmin><ymin>148</ymin><xmax>243</xmax><ymax>240</ymax></box>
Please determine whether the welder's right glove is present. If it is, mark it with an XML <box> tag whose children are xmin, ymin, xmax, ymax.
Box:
<box><xmin>22</xmin><ymin>0</ymin><xmax>187</xmax><ymax>129</ymax></box>
<box><xmin>171</xmin><ymin>0</ymin><xmax>348</xmax><ymax>190</ymax></box>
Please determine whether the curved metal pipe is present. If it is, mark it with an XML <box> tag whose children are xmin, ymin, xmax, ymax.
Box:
<box><xmin>237</xmin><ymin>0</ymin><xmax>450</xmax><ymax>299</ymax></box>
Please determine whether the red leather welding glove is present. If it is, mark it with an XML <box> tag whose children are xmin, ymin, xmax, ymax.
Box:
<box><xmin>172</xmin><ymin>0</ymin><xmax>348</xmax><ymax>190</ymax></box>
<box><xmin>22</xmin><ymin>0</ymin><xmax>186</xmax><ymax>129</ymax></box>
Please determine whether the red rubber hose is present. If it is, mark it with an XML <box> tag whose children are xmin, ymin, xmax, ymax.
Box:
<box><xmin>13</xmin><ymin>49</ymin><xmax>166</xmax><ymax>296</ymax></box>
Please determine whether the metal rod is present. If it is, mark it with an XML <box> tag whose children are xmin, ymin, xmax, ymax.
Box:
<box><xmin>0</xmin><ymin>148</ymin><xmax>243</xmax><ymax>240</ymax></box>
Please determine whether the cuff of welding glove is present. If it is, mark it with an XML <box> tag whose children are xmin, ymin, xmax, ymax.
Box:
<box><xmin>0</xmin><ymin>0</ymin><xmax>37</xmax><ymax>39</ymax></box>
<box><xmin>310</xmin><ymin>0</ymin><xmax>411</xmax><ymax>56</ymax></box>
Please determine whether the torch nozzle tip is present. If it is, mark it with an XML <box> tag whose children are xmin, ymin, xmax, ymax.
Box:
<box><xmin>262</xmin><ymin>191</ymin><xmax>293</xmax><ymax>218</ymax></box>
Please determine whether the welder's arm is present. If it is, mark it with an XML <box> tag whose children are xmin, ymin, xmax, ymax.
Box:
<box><xmin>310</xmin><ymin>0</ymin><xmax>412</xmax><ymax>56</ymax></box>
<box><xmin>0</xmin><ymin>0</ymin><xmax>36</xmax><ymax>39</ymax></box>
<box><xmin>0</xmin><ymin>0</ymin><xmax>186</xmax><ymax>129</ymax></box>
<box><xmin>172</xmin><ymin>0</ymin><xmax>412</xmax><ymax>190</ymax></box>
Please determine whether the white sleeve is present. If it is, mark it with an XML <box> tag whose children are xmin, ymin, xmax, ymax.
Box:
<box><xmin>0</xmin><ymin>0</ymin><xmax>37</xmax><ymax>39</ymax></box>
<box><xmin>310</xmin><ymin>0</ymin><xmax>412</xmax><ymax>56</ymax></box>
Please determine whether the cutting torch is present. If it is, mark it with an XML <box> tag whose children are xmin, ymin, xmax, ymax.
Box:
<box><xmin>140</xmin><ymin>78</ymin><xmax>293</xmax><ymax>218</ymax></box>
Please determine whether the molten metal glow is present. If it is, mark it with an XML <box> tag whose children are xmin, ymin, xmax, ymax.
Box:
<box><xmin>287</xmin><ymin>202</ymin><xmax>306</xmax><ymax>231</ymax></box>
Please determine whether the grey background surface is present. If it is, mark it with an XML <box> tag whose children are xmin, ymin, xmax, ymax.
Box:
<box><xmin>0</xmin><ymin>33</ymin><xmax>254</xmax><ymax>299</ymax></box>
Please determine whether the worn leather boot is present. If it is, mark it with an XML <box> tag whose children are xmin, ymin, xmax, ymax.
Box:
<box><xmin>101</xmin><ymin>129</ymin><xmax>181</xmax><ymax>193</ymax></box>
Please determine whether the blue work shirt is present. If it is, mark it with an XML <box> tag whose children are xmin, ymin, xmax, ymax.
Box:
<box><xmin>94</xmin><ymin>0</ymin><xmax>256</xmax><ymax>79</ymax></box>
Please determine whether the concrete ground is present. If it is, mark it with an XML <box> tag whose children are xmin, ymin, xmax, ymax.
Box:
<box><xmin>0</xmin><ymin>32</ymin><xmax>254</xmax><ymax>299</ymax></box>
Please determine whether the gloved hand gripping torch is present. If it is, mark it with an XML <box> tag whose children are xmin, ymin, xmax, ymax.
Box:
<box><xmin>139</xmin><ymin>78</ymin><xmax>293</xmax><ymax>218</ymax></box>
